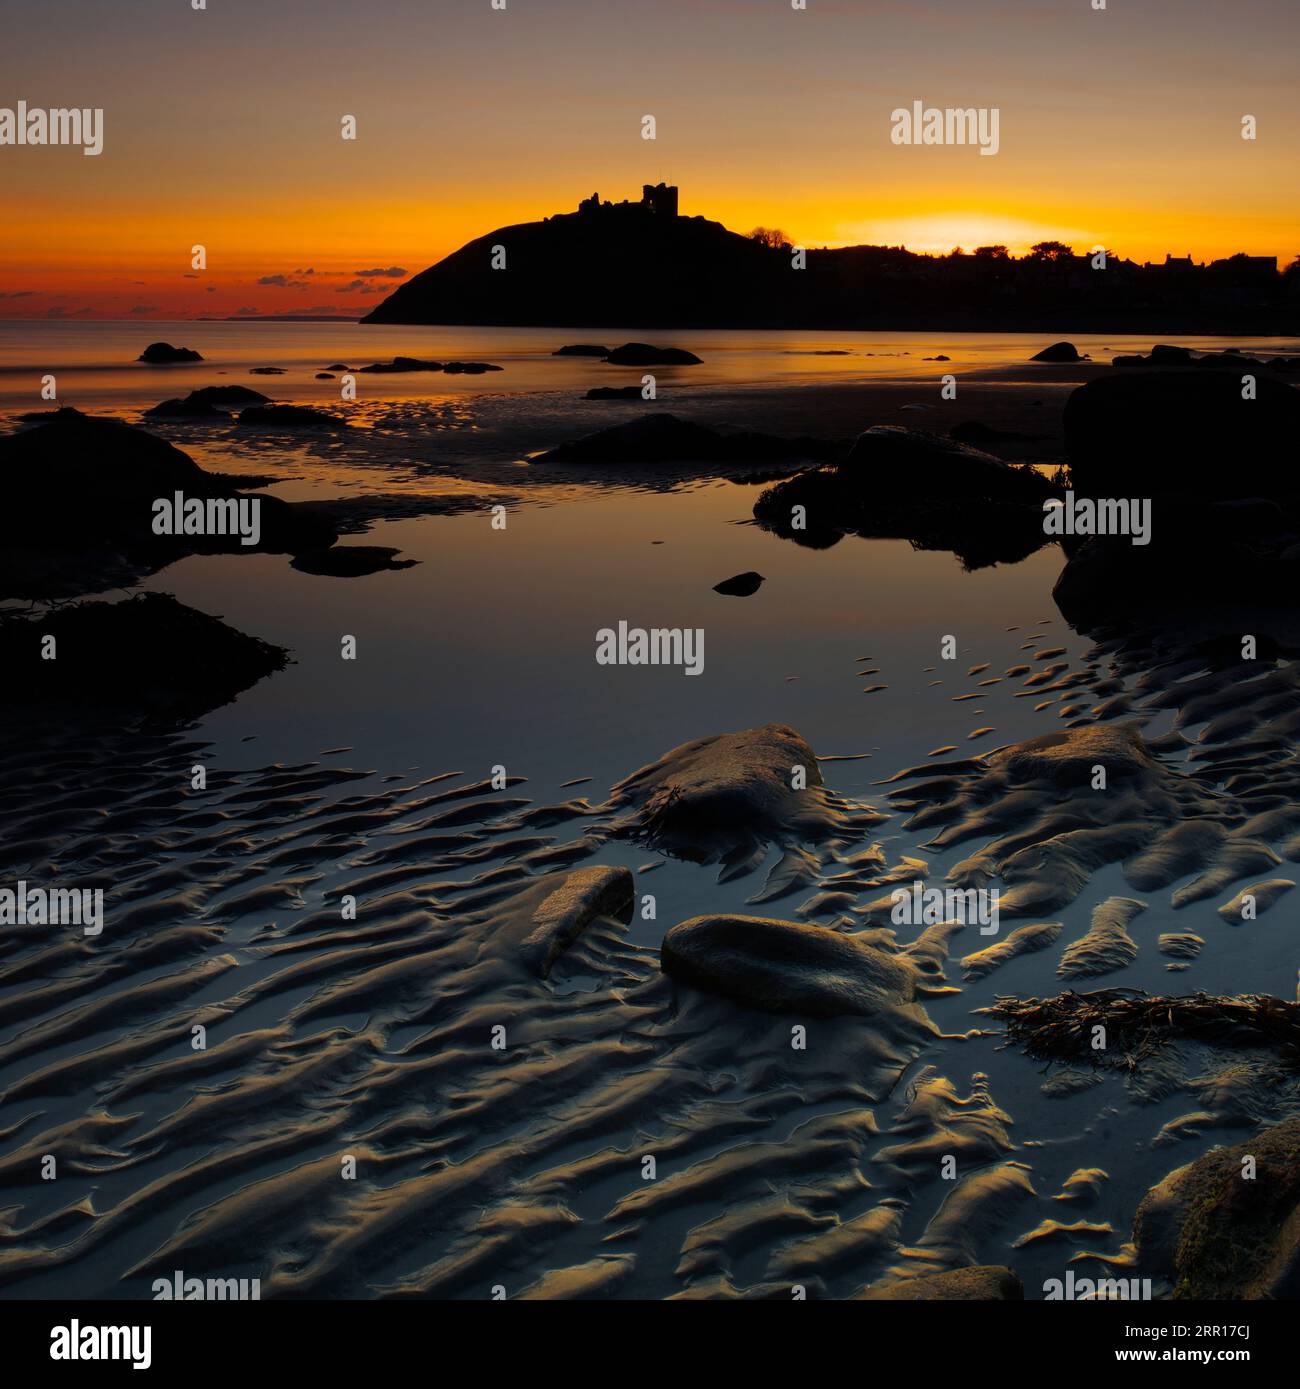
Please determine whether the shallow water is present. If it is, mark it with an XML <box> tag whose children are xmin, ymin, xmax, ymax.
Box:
<box><xmin>3</xmin><ymin>327</ymin><xmax>1299</xmax><ymax>1300</ymax></box>
<box><xmin>2</xmin><ymin>320</ymin><xmax>1295</xmax><ymax>409</ymax></box>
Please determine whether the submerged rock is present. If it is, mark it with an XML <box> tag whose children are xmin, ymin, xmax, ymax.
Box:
<box><xmin>138</xmin><ymin>341</ymin><xmax>203</xmax><ymax>364</ymax></box>
<box><xmin>661</xmin><ymin>914</ymin><xmax>925</xmax><ymax>1020</ymax></box>
<box><xmin>1133</xmin><ymin>1116</ymin><xmax>1300</xmax><ymax>1297</ymax></box>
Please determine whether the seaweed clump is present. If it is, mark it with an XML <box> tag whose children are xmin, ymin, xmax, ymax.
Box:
<box><xmin>985</xmin><ymin>987</ymin><xmax>1300</xmax><ymax>1072</ymax></box>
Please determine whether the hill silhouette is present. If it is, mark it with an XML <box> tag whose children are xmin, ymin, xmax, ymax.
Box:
<box><xmin>363</xmin><ymin>188</ymin><xmax>1298</xmax><ymax>333</ymax></box>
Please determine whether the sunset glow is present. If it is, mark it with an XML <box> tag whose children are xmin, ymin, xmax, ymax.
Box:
<box><xmin>2</xmin><ymin>0</ymin><xmax>1297</xmax><ymax>318</ymax></box>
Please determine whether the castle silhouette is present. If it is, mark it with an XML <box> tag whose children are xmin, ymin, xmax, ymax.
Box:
<box><xmin>578</xmin><ymin>182</ymin><xmax>679</xmax><ymax>218</ymax></box>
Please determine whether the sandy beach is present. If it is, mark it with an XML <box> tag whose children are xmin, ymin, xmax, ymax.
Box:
<box><xmin>3</xmin><ymin>325</ymin><xmax>1300</xmax><ymax>1303</ymax></box>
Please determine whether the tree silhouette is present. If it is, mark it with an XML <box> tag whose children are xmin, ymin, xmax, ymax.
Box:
<box><xmin>749</xmin><ymin>227</ymin><xmax>790</xmax><ymax>250</ymax></box>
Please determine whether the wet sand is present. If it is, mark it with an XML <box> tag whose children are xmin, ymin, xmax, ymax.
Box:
<box><xmin>3</xmin><ymin>337</ymin><xmax>1300</xmax><ymax>1300</ymax></box>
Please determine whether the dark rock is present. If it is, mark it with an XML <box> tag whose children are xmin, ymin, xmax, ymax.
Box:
<box><xmin>754</xmin><ymin>426</ymin><xmax>1056</xmax><ymax>566</ymax></box>
<box><xmin>1064</xmin><ymin>371</ymin><xmax>1300</xmax><ymax>500</ymax></box>
<box><xmin>0</xmin><ymin>409</ymin><xmax>337</xmax><ymax>599</ymax></box>
<box><xmin>144</xmin><ymin>386</ymin><xmax>269</xmax><ymax>418</ymax></box>
<box><xmin>604</xmin><ymin>723</ymin><xmax>873</xmax><ymax>863</ymax></box>
<box><xmin>661</xmin><ymin>913</ymin><xmax>924</xmax><ymax>1019</ymax></box>
<box><xmin>290</xmin><ymin>546</ymin><xmax>419</xmax><ymax>577</ymax></box>
<box><xmin>1148</xmin><ymin>343</ymin><xmax>1195</xmax><ymax>365</ymax></box>
<box><xmin>190</xmin><ymin>385</ymin><xmax>269</xmax><ymax>406</ymax></box>
<box><xmin>138</xmin><ymin>342</ymin><xmax>203</xmax><ymax>364</ymax></box>
<box><xmin>922</xmin><ymin>354</ymin><xmax>951</xmax><ymax>361</ymax></box>
<box><xmin>442</xmin><ymin>360</ymin><xmax>502</xmax><ymax>374</ymax></box>
<box><xmin>517</xmin><ymin>866</ymin><xmax>634</xmax><ymax>977</ymax></box>
<box><xmin>356</xmin><ymin>356</ymin><xmax>444</xmax><ymax>373</ymax></box>
<box><xmin>533</xmin><ymin>412</ymin><xmax>835</xmax><ymax>466</ymax></box>
<box><xmin>326</xmin><ymin>362</ymin><xmax>350</xmax><ymax>371</ymax></box>
<box><xmin>554</xmin><ymin>344</ymin><xmax>611</xmax><ymax>357</ymax></box>
<box><xmin>713</xmin><ymin>571</ymin><xmax>764</xmax><ymax>596</ymax></box>
<box><xmin>236</xmin><ymin>404</ymin><xmax>343</xmax><ymax>429</ymax></box>
<box><xmin>249</xmin><ymin>366</ymin><xmax>287</xmax><ymax>375</ymax></box>
<box><xmin>1031</xmin><ymin>341</ymin><xmax>1085</xmax><ymax>363</ymax></box>
<box><xmin>1133</xmin><ymin>1116</ymin><xmax>1300</xmax><ymax>1298</ymax></box>
<box><xmin>143</xmin><ymin>397</ymin><xmax>220</xmax><ymax>419</ymax></box>
<box><xmin>604</xmin><ymin>343</ymin><xmax>703</xmax><ymax>366</ymax></box>
<box><xmin>859</xmin><ymin>1267</ymin><xmax>1024</xmax><ymax>1300</ymax></box>
<box><xmin>315</xmin><ymin>373</ymin><xmax>335</xmax><ymax>380</ymax></box>
<box><xmin>1052</xmin><ymin>497</ymin><xmax>1299</xmax><ymax>627</ymax></box>
<box><xmin>584</xmin><ymin>386</ymin><xmax>647</xmax><ymax>400</ymax></box>
<box><xmin>0</xmin><ymin>592</ymin><xmax>287</xmax><ymax>723</ymax></box>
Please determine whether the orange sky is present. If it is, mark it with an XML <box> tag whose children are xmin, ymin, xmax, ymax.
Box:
<box><xmin>2</xmin><ymin>0</ymin><xmax>1296</xmax><ymax>319</ymax></box>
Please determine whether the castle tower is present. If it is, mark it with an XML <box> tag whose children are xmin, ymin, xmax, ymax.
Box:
<box><xmin>641</xmin><ymin>182</ymin><xmax>678</xmax><ymax>217</ymax></box>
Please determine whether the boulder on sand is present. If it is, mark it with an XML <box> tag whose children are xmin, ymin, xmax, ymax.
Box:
<box><xmin>661</xmin><ymin>913</ymin><xmax>925</xmax><ymax>1020</ymax></box>
<box><xmin>606</xmin><ymin>724</ymin><xmax>839</xmax><ymax>859</ymax></box>
<box><xmin>1063</xmin><ymin>370</ymin><xmax>1300</xmax><ymax>499</ymax></box>
<box><xmin>138</xmin><ymin>341</ymin><xmax>203</xmax><ymax>364</ymax></box>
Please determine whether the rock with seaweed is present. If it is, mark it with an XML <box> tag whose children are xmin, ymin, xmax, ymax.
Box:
<box><xmin>1132</xmin><ymin>1116</ymin><xmax>1300</xmax><ymax>1297</ymax></box>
